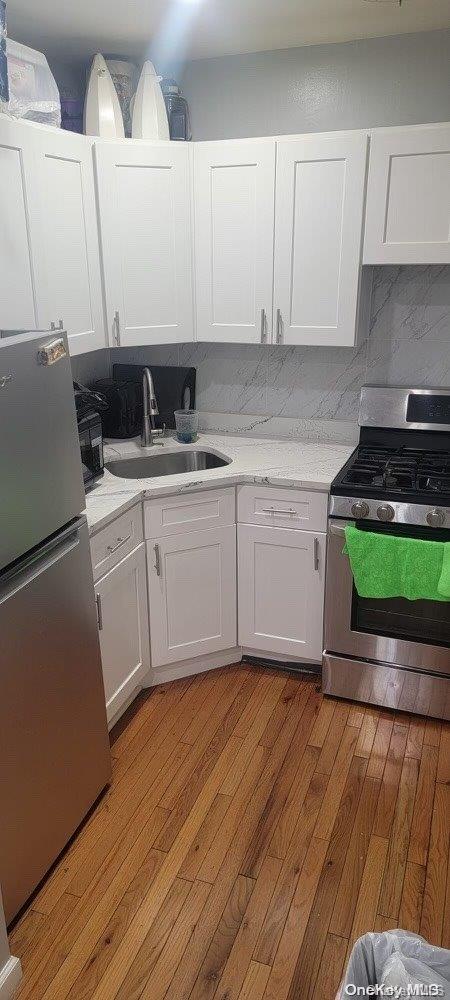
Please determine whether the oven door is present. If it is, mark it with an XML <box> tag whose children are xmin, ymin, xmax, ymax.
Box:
<box><xmin>324</xmin><ymin>519</ymin><xmax>450</xmax><ymax>676</ymax></box>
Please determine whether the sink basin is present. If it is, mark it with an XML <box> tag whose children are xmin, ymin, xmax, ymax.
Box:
<box><xmin>105</xmin><ymin>450</ymin><xmax>231</xmax><ymax>480</ymax></box>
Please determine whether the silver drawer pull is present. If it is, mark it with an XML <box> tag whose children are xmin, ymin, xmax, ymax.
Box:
<box><xmin>260</xmin><ymin>308</ymin><xmax>268</xmax><ymax>344</ymax></box>
<box><xmin>95</xmin><ymin>593</ymin><xmax>103</xmax><ymax>631</ymax></box>
<box><xmin>154</xmin><ymin>543</ymin><xmax>161</xmax><ymax>577</ymax></box>
<box><xmin>276</xmin><ymin>308</ymin><xmax>283</xmax><ymax>345</ymax></box>
<box><xmin>314</xmin><ymin>537</ymin><xmax>320</xmax><ymax>572</ymax></box>
<box><xmin>261</xmin><ymin>507</ymin><xmax>298</xmax><ymax>517</ymax></box>
<box><xmin>106</xmin><ymin>533</ymin><xmax>131</xmax><ymax>555</ymax></box>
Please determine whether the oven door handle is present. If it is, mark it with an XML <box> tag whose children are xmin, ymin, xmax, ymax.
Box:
<box><xmin>329</xmin><ymin>520</ymin><xmax>354</xmax><ymax>537</ymax></box>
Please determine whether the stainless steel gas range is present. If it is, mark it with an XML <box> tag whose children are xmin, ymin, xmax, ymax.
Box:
<box><xmin>323</xmin><ymin>386</ymin><xmax>450</xmax><ymax>721</ymax></box>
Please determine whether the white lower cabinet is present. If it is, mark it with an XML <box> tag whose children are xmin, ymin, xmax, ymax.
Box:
<box><xmin>95</xmin><ymin>543</ymin><xmax>150</xmax><ymax>725</ymax></box>
<box><xmin>147</xmin><ymin>526</ymin><xmax>237</xmax><ymax>668</ymax></box>
<box><xmin>238</xmin><ymin>524</ymin><xmax>326</xmax><ymax>661</ymax></box>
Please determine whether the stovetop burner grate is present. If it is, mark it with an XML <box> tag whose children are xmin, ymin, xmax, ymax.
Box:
<box><xmin>340</xmin><ymin>445</ymin><xmax>450</xmax><ymax>497</ymax></box>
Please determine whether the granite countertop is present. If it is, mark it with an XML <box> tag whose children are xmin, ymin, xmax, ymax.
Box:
<box><xmin>85</xmin><ymin>432</ymin><xmax>354</xmax><ymax>535</ymax></box>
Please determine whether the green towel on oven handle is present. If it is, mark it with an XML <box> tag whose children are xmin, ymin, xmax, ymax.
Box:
<box><xmin>343</xmin><ymin>525</ymin><xmax>450</xmax><ymax>603</ymax></box>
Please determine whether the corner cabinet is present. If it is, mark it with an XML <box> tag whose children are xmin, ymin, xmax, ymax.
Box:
<box><xmin>273</xmin><ymin>133</ymin><xmax>368</xmax><ymax>346</ymax></box>
<box><xmin>364</xmin><ymin>125</ymin><xmax>450</xmax><ymax>265</ymax></box>
<box><xmin>0</xmin><ymin>118</ymin><xmax>105</xmax><ymax>354</ymax></box>
<box><xmin>194</xmin><ymin>140</ymin><xmax>276</xmax><ymax>343</ymax></box>
<box><xmin>95</xmin><ymin>140</ymin><xmax>194</xmax><ymax>347</ymax></box>
<box><xmin>147</xmin><ymin>525</ymin><xmax>237</xmax><ymax>669</ymax></box>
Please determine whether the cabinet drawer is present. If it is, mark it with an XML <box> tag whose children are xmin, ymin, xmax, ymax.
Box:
<box><xmin>144</xmin><ymin>488</ymin><xmax>235</xmax><ymax>539</ymax></box>
<box><xmin>237</xmin><ymin>484</ymin><xmax>328</xmax><ymax>532</ymax></box>
<box><xmin>91</xmin><ymin>504</ymin><xmax>143</xmax><ymax>582</ymax></box>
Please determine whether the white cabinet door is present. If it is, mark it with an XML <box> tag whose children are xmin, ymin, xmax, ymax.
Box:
<box><xmin>238</xmin><ymin>524</ymin><xmax>325</xmax><ymax>661</ymax></box>
<box><xmin>364</xmin><ymin>125</ymin><xmax>450</xmax><ymax>264</ymax></box>
<box><xmin>194</xmin><ymin>140</ymin><xmax>276</xmax><ymax>343</ymax></box>
<box><xmin>95</xmin><ymin>141</ymin><xmax>193</xmax><ymax>346</ymax></box>
<box><xmin>33</xmin><ymin>130</ymin><xmax>105</xmax><ymax>355</ymax></box>
<box><xmin>148</xmin><ymin>526</ymin><xmax>236</xmax><ymax>668</ymax></box>
<box><xmin>95</xmin><ymin>543</ymin><xmax>150</xmax><ymax>725</ymax></box>
<box><xmin>273</xmin><ymin>133</ymin><xmax>368</xmax><ymax>347</ymax></box>
<box><xmin>0</xmin><ymin>119</ymin><xmax>41</xmax><ymax>331</ymax></box>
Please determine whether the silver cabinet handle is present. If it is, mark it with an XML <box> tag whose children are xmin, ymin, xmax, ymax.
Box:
<box><xmin>314</xmin><ymin>537</ymin><xmax>320</xmax><ymax>571</ymax></box>
<box><xmin>51</xmin><ymin>319</ymin><xmax>64</xmax><ymax>332</ymax></box>
<box><xmin>95</xmin><ymin>593</ymin><xmax>103</xmax><ymax>631</ymax></box>
<box><xmin>114</xmin><ymin>310</ymin><xmax>120</xmax><ymax>347</ymax></box>
<box><xmin>106</xmin><ymin>533</ymin><xmax>131</xmax><ymax>555</ymax></box>
<box><xmin>261</xmin><ymin>507</ymin><xmax>298</xmax><ymax>517</ymax></box>
<box><xmin>276</xmin><ymin>308</ymin><xmax>283</xmax><ymax>345</ymax></box>
<box><xmin>154</xmin><ymin>543</ymin><xmax>161</xmax><ymax>577</ymax></box>
<box><xmin>260</xmin><ymin>308</ymin><xmax>268</xmax><ymax>344</ymax></box>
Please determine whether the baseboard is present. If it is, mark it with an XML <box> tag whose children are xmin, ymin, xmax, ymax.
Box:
<box><xmin>152</xmin><ymin>647</ymin><xmax>242</xmax><ymax>685</ymax></box>
<box><xmin>0</xmin><ymin>957</ymin><xmax>22</xmax><ymax>1000</ymax></box>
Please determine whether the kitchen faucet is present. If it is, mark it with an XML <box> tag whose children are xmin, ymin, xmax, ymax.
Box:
<box><xmin>141</xmin><ymin>368</ymin><xmax>164</xmax><ymax>447</ymax></box>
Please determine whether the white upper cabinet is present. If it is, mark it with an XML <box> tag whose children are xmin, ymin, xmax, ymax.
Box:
<box><xmin>32</xmin><ymin>129</ymin><xmax>105</xmax><ymax>355</ymax></box>
<box><xmin>0</xmin><ymin>119</ymin><xmax>41</xmax><ymax>332</ymax></box>
<box><xmin>194</xmin><ymin>140</ymin><xmax>276</xmax><ymax>343</ymax></box>
<box><xmin>364</xmin><ymin>125</ymin><xmax>450</xmax><ymax>264</ymax></box>
<box><xmin>95</xmin><ymin>141</ymin><xmax>194</xmax><ymax>347</ymax></box>
<box><xmin>273</xmin><ymin>132</ymin><xmax>368</xmax><ymax>347</ymax></box>
<box><xmin>0</xmin><ymin>119</ymin><xmax>105</xmax><ymax>354</ymax></box>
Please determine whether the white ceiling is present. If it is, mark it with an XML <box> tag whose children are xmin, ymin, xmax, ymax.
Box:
<box><xmin>7</xmin><ymin>0</ymin><xmax>450</xmax><ymax>66</ymax></box>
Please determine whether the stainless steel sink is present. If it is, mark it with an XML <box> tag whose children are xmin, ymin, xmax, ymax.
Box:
<box><xmin>105</xmin><ymin>450</ymin><xmax>231</xmax><ymax>480</ymax></box>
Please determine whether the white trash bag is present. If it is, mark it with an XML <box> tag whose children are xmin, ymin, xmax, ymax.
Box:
<box><xmin>338</xmin><ymin>931</ymin><xmax>450</xmax><ymax>998</ymax></box>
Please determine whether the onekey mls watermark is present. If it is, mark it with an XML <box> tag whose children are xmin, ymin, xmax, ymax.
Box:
<box><xmin>343</xmin><ymin>986</ymin><xmax>445</xmax><ymax>997</ymax></box>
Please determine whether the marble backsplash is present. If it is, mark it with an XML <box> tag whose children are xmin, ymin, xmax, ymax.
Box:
<box><xmin>79</xmin><ymin>265</ymin><xmax>450</xmax><ymax>441</ymax></box>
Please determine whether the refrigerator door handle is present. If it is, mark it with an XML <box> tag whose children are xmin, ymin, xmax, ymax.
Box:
<box><xmin>0</xmin><ymin>524</ymin><xmax>82</xmax><ymax>602</ymax></box>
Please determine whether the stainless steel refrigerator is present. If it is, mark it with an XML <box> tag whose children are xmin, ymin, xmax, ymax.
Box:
<box><xmin>0</xmin><ymin>331</ymin><xmax>111</xmax><ymax>925</ymax></box>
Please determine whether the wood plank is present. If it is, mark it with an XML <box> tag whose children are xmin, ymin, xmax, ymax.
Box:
<box><xmin>378</xmin><ymin>755</ymin><xmax>419</xmax><ymax>920</ymax></box>
<box><xmin>254</xmin><ymin>771</ymin><xmax>328</xmax><ymax>967</ymax></box>
<box><xmin>179</xmin><ymin>793</ymin><xmax>232</xmax><ymax>881</ymax></box>
<box><xmin>442</xmin><ymin>845</ymin><xmax>450</xmax><ymax>950</ymax></box>
<box><xmin>65</xmin><ymin>849</ymin><xmax>166</xmax><ymax>1000</ymax></box>
<box><xmin>262</xmin><ymin>836</ymin><xmax>329</xmax><ymax>1000</ymax></box>
<box><xmin>16</xmin><ymin>807</ymin><xmax>170</xmax><ymax>1000</ymax></box>
<box><xmin>424</xmin><ymin>717</ymin><xmax>442</xmax><ymax>748</ymax></box>
<box><xmin>275</xmin><ymin>756</ymin><xmax>367</xmax><ymax>1000</ymax></box>
<box><xmin>329</xmin><ymin>775</ymin><xmax>381</xmax><ymax>939</ymax></box>
<box><xmin>346</xmin><ymin>835</ymin><xmax>389</xmax><ymax>960</ymax></box>
<box><xmin>241</xmin><ymin>687</ymin><xmax>321</xmax><ymax>878</ymax></box>
<box><xmin>406</xmin><ymin>716</ymin><xmax>426</xmax><ymax>760</ymax></box>
<box><xmin>307</xmin><ymin>698</ymin><xmax>335</xmax><ymax>748</ymax></box>
<box><xmin>260</xmin><ymin>678</ymin><xmax>301</xmax><ymax>749</ymax></box>
<box><xmin>197</xmin><ymin>745</ymin><xmax>268</xmax><ymax>884</ymax></box>
<box><xmin>139</xmin><ymin>880</ymin><xmax>212</xmax><ymax>1000</ymax></box>
<box><xmin>188</xmin><ymin>874</ymin><xmax>256</xmax><ymax>1000</ymax></box>
<box><xmin>408</xmin><ymin>745</ymin><xmax>439</xmax><ymax>866</ymax></box>
<box><xmin>237</xmin><ymin>962</ymin><xmax>271</xmax><ymax>1000</ymax></box>
<box><xmin>420</xmin><ymin>781</ymin><xmax>450</xmax><ymax>946</ymax></box>
<box><xmin>398</xmin><ymin>862</ymin><xmax>426</xmax><ymax>936</ymax></box>
<box><xmin>315</xmin><ymin>702</ymin><xmax>350</xmax><ymax>775</ymax></box>
<box><xmin>437</xmin><ymin>725</ymin><xmax>450</xmax><ymax>785</ymax></box>
<box><xmin>372</xmin><ymin>721</ymin><xmax>408</xmax><ymax>839</ymax></box>
<box><xmin>268</xmin><ymin>745</ymin><xmax>319</xmax><ymax>860</ymax></box>
<box><xmin>311</xmin><ymin>933</ymin><xmax>348</xmax><ymax>1000</ymax></box>
<box><xmin>89</xmin><ymin>736</ymin><xmax>243</xmax><ymax>1000</ymax></box>
<box><xmin>366</xmin><ymin>717</ymin><xmax>394</xmax><ymax>780</ymax></box>
<box><xmin>222</xmin><ymin>675</ymin><xmax>297</xmax><ymax>797</ymax></box>
<box><xmin>205</xmin><ymin>855</ymin><xmax>282</xmax><ymax>1000</ymax></box>
<box><xmin>313</xmin><ymin>725</ymin><xmax>359</xmax><ymax>843</ymax></box>
<box><xmin>354</xmin><ymin>707</ymin><xmax>380</xmax><ymax>759</ymax></box>
<box><xmin>113</xmin><ymin>878</ymin><xmax>192</xmax><ymax>1000</ymax></box>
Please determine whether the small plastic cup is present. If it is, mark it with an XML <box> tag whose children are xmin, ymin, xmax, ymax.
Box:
<box><xmin>174</xmin><ymin>409</ymin><xmax>199</xmax><ymax>444</ymax></box>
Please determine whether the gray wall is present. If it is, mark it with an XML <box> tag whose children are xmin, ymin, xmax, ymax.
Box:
<box><xmin>179</xmin><ymin>29</ymin><xmax>450</xmax><ymax>140</ymax></box>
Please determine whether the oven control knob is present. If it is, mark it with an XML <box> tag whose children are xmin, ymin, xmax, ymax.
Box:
<box><xmin>426</xmin><ymin>508</ymin><xmax>446</xmax><ymax>528</ymax></box>
<box><xmin>377</xmin><ymin>504</ymin><xmax>395</xmax><ymax>522</ymax></box>
<box><xmin>351</xmin><ymin>500</ymin><xmax>369</xmax><ymax>519</ymax></box>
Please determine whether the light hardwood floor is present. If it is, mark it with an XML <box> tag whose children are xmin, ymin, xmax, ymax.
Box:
<box><xmin>11</xmin><ymin>664</ymin><xmax>450</xmax><ymax>1000</ymax></box>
